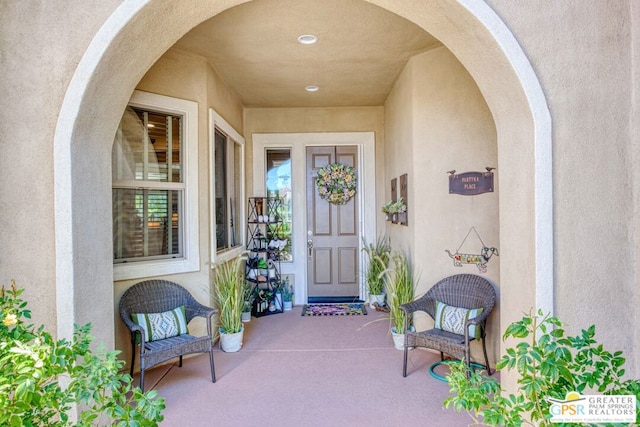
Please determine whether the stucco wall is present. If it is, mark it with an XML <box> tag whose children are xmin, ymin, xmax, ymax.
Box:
<box><xmin>0</xmin><ymin>0</ymin><xmax>121</xmax><ymax>336</ymax></box>
<box><xmin>1</xmin><ymin>0</ymin><xmax>638</xmax><ymax>387</ymax></box>
<box><xmin>385</xmin><ymin>46</ymin><xmax>500</xmax><ymax>362</ymax></box>
<box><xmin>632</xmin><ymin>0</ymin><xmax>640</xmax><ymax>381</ymax></box>
<box><xmin>113</xmin><ymin>47</ymin><xmax>244</xmax><ymax>365</ymax></box>
<box><xmin>382</xmin><ymin>50</ymin><xmax>415</xmax><ymax>252</ymax></box>
<box><xmin>243</xmin><ymin>107</ymin><xmax>385</xmax><ymax>229</ymax></box>
<box><xmin>487</xmin><ymin>0</ymin><xmax>637</xmax><ymax>375</ymax></box>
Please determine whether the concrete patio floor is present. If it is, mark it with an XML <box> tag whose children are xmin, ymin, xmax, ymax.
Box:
<box><xmin>134</xmin><ymin>305</ymin><xmax>483</xmax><ymax>426</ymax></box>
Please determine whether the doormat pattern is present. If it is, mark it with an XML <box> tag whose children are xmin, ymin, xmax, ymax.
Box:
<box><xmin>301</xmin><ymin>303</ymin><xmax>367</xmax><ymax>316</ymax></box>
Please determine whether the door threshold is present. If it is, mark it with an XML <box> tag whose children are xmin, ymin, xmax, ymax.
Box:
<box><xmin>307</xmin><ymin>296</ymin><xmax>364</xmax><ymax>304</ymax></box>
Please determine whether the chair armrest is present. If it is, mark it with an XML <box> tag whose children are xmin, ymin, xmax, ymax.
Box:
<box><xmin>465</xmin><ymin>308</ymin><xmax>491</xmax><ymax>327</ymax></box>
<box><xmin>188</xmin><ymin>301</ymin><xmax>218</xmax><ymax>321</ymax></box>
<box><xmin>121</xmin><ymin>316</ymin><xmax>148</xmax><ymax>345</ymax></box>
<box><xmin>186</xmin><ymin>302</ymin><xmax>218</xmax><ymax>338</ymax></box>
<box><xmin>464</xmin><ymin>310</ymin><xmax>491</xmax><ymax>343</ymax></box>
<box><xmin>399</xmin><ymin>292</ymin><xmax>430</xmax><ymax>316</ymax></box>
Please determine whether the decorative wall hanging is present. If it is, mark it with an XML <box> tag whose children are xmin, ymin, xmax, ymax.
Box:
<box><xmin>448</xmin><ymin>167</ymin><xmax>495</xmax><ymax>196</ymax></box>
<box><xmin>390</xmin><ymin>177</ymin><xmax>398</xmax><ymax>223</ymax></box>
<box><xmin>316</xmin><ymin>162</ymin><xmax>357</xmax><ymax>205</ymax></box>
<box><xmin>399</xmin><ymin>173</ymin><xmax>408</xmax><ymax>226</ymax></box>
<box><xmin>444</xmin><ymin>226</ymin><xmax>499</xmax><ymax>273</ymax></box>
<box><xmin>382</xmin><ymin>176</ymin><xmax>408</xmax><ymax>225</ymax></box>
<box><xmin>382</xmin><ymin>197</ymin><xmax>406</xmax><ymax>222</ymax></box>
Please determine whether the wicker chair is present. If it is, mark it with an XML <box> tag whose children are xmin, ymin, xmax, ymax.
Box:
<box><xmin>119</xmin><ymin>280</ymin><xmax>217</xmax><ymax>391</ymax></box>
<box><xmin>399</xmin><ymin>273</ymin><xmax>496</xmax><ymax>377</ymax></box>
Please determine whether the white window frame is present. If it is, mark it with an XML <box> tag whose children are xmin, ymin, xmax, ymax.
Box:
<box><xmin>210</xmin><ymin>109</ymin><xmax>245</xmax><ymax>264</ymax></box>
<box><xmin>113</xmin><ymin>90</ymin><xmax>200</xmax><ymax>281</ymax></box>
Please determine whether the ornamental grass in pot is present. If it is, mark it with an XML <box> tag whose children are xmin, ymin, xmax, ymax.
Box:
<box><xmin>362</xmin><ymin>235</ymin><xmax>391</xmax><ymax>308</ymax></box>
<box><xmin>213</xmin><ymin>254</ymin><xmax>246</xmax><ymax>352</ymax></box>
<box><xmin>385</xmin><ymin>251</ymin><xmax>416</xmax><ymax>349</ymax></box>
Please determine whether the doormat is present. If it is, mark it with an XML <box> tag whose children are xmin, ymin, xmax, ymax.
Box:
<box><xmin>301</xmin><ymin>303</ymin><xmax>367</xmax><ymax>316</ymax></box>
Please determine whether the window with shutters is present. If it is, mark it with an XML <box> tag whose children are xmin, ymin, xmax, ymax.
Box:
<box><xmin>113</xmin><ymin>91</ymin><xmax>199</xmax><ymax>280</ymax></box>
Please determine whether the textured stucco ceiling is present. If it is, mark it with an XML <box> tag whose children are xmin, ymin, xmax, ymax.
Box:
<box><xmin>174</xmin><ymin>0</ymin><xmax>441</xmax><ymax>108</ymax></box>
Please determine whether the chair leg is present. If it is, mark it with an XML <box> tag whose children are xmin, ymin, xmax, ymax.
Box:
<box><xmin>403</xmin><ymin>344</ymin><xmax>409</xmax><ymax>377</ymax></box>
<box><xmin>209</xmin><ymin>348</ymin><xmax>216</xmax><ymax>383</ymax></box>
<box><xmin>179</xmin><ymin>355</ymin><xmax>183</xmax><ymax>367</ymax></box>
<box><xmin>440</xmin><ymin>351</ymin><xmax>445</xmax><ymax>361</ymax></box>
<box><xmin>139</xmin><ymin>368</ymin><xmax>145</xmax><ymax>393</ymax></box>
<box><xmin>481</xmin><ymin>339</ymin><xmax>492</xmax><ymax>375</ymax></box>
<box><xmin>129</xmin><ymin>335</ymin><xmax>136</xmax><ymax>377</ymax></box>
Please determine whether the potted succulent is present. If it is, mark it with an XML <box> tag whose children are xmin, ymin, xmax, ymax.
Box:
<box><xmin>382</xmin><ymin>198</ymin><xmax>407</xmax><ymax>222</ymax></box>
<box><xmin>362</xmin><ymin>236</ymin><xmax>391</xmax><ymax>308</ymax></box>
<box><xmin>390</xmin><ymin>198</ymin><xmax>407</xmax><ymax>222</ymax></box>
<box><xmin>392</xmin><ymin>198</ymin><xmax>407</xmax><ymax>213</ymax></box>
<box><xmin>213</xmin><ymin>254</ymin><xmax>246</xmax><ymax>352</ymax></box>
<box><xmin>381</xmin><ymin>201</ymin><xmax>394</xmax><ymax>221</ymax></box>
<box><xmin>385</xmin><ymin>250</ymin><xmax>416</xmax><ymax>349</ymax></box>
<box><xmin>394</xmin><ymin>198</ymin><xmax>407</xmax><ymax>223</ymax></box>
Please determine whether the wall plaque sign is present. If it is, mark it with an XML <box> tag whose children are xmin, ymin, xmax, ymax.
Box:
<box><xmin>444</xmin><ymin>226</ymin><xmax>499</xmax><ymax>274</ymax></box>
<box><xmin>448</xmin><ymin>169</ymin><xmax>494</xmax><ymax>195</ymax></box>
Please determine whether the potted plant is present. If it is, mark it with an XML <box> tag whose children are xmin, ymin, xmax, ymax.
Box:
<box><xmin>273</xmin><ymin>282</ymin><xmax>283</xmax><ymax>312</ymax></box>
<box><xmin>241</xmin><ymin>281</ymin><xmax>255</xmax><ymax>322</ymax></box>
<box><xmin>393</xmin><ymin>198</ymin><xmax>407</xmax><ymax>213</ymax></box>
<box><xmin>255</xmin><ymin>288</ymin><xmax>273</xmax><ymax>314</ymax></box>
<box><xmin>281</xmin><ymin>279</ymin><xmax>293</xmax><ymax>311</ymax></box>
<box><xmin>257</xmin><ymin>257</ymin><xmax>269</xmax><ymax>280</ymax></box>
<box><xmin>385</xmin><ymin>250</ymin><xmax>416</xmax><ymax>350</ymax></box>
<box><xmin>381</xmin><ymin>198</ymin><xmax>407</xmax><ymax>222</ymax></box>
<box><xmin>213</xmin><ymin>254</ymin><xmax>246</xmax><ymax>352</ymax></box>
<box><xmin>246</xmin><ymin>255</ymin><xmax>259</xmax><ymax>280</ymax></box>
<box><xmin>381</xmin><ymin>201</ymin><xmax>394</xmax><ymax>221</ymax></box>
<box><xmin>394</xmin><ymin>198</ymin><xmax>407</xmax><ymax>223</ymax></box>
<box><xmin>362</xmin><ymin>235</ymin><xmax>391</xmax><ymax>308</ymax></box>
<box><xmin>389</xmin><ymin>198</ymin><xmax>406</xmax><ymax>222</ymax></box>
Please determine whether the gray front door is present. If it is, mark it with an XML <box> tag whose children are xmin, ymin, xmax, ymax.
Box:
<box><xmin>306</xmin><ymin>146</ymin><xmax>359</xmax><ymax>298</ymax></box>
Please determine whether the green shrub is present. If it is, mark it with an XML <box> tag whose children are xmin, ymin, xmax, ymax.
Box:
<box><xmin>1</xmin><ymin>281</ymin><xmax>165</xmax><ymax>426</ymax></box>
<box><xmin>444</xmin><ymin>309</ymin><xmax>640</xmax><ymax>426</ymax></box>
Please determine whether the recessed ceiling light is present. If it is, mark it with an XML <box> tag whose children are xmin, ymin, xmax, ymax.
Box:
<box><xmin>297</xmin><ymin>34</ymin><xmax>318</xmax><ymax>45</ymax></box>
<box><xmin>305</xmin><ymin>85</ymin><xmax>319</xmax><ymax>92</ymax></box>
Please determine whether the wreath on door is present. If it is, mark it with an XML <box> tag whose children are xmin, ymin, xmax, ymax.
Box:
<box><xmin>315</xmin><ymin>163</ymin><xmax>357</xmax><ymax>205</ymax></box>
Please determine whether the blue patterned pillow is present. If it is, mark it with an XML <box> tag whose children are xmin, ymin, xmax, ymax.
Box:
<box><xmin>131</xmin><ymin>306</ymin><xmax>188</xmax><ymax>342</ymax></box>
<box><xmin>434</xmin><ymin>301</ymin><xmax>484</xmax><ymax>339</ymax></box>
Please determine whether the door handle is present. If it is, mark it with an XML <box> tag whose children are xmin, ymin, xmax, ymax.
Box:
<box><xmin>307</xmin><ymin>239</ymin><xmax>314</xmax><ymax>258</ymax></box>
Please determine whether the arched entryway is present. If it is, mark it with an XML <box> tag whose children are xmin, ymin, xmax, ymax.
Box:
<box><xmin>54</xmin><ymin>1</ymin><xmax>552</xmax><ymax>394</ymax></box>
